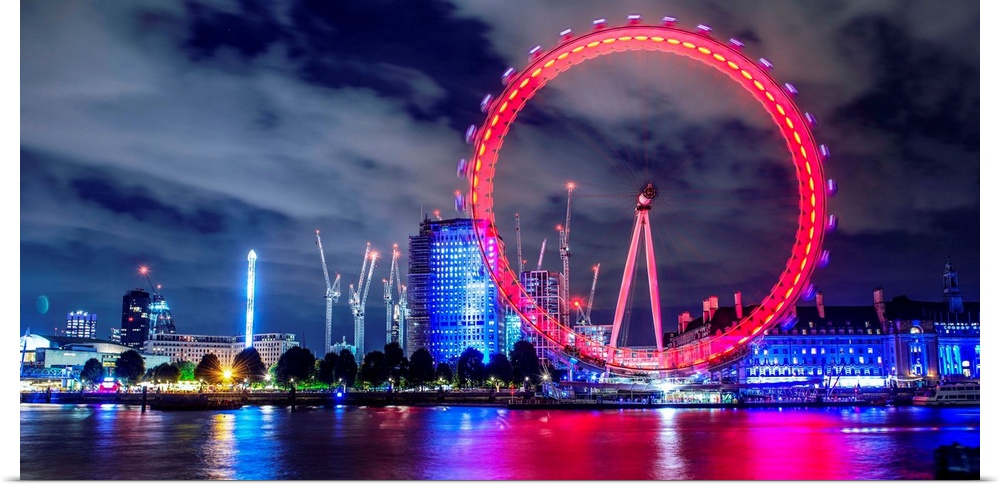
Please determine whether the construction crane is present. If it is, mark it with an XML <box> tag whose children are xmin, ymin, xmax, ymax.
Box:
<box><xmin>536</xmin><ymin>238</ymin><xmax>547</xmax><ymax>271</ymax></box>
<box><xmin>396</xmin><ymin>281</ymin><xmax>408</xmax><ymax>352</ymax></box>
<box><xmin>515</xmin><ymin>213</ymin><xmax>524</xmax><ymax>277</ymax></box>
<box><xmin>315</xmin><ymin>230</ymin><xmax>342</xmax><ymax>355</ymax></box>
<box><xmin>576</xmin><ymin>264</ymin><xmax>601</xmax><ymax>326</ymax></box>
<box><xmin>585</xmin><ymin>263</ymin><xmax>600</xmax><ymax>325</ymax></box>
<box><xmin>348</xmin><ymin>244</ymin><xmax>378</xmax><ymax>361</ymax></box>
<box><xmin>558</xmin><ymin>182</ymin><xmax>574</xmax><ymax>324</ymax></box>
<box><xmin>383</xmin><ymin>244</ymin><xmax>400</xmax><ymax>345</ymax></box>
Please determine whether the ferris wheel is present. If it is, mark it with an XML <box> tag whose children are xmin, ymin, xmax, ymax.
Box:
<box><xmin>457</xmin><ymin>15</ymin><xmax>836</xmax><ymax>375</ymax></box>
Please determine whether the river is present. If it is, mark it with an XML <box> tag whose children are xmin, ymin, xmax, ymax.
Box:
<box><xmin>19</xmin><ymin>404</ymin><xmax>979</xmax><ymax>480</ymax></box>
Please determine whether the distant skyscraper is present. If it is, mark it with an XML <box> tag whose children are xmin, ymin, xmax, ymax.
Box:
<box><xmin>120</xmin><ymin>288</ymin><xmax>151</xmax><ymax>349</ymax></box>
<box><xmin>148</xmin><ymin>290</ymin><xmax>176</xmax><ymax>335</ymax></box>
<box><xmin>406</xmin><ymin>217</ymin><xmax>505</xmax><ymax>363</ymax></box>
<box><xmin>246</xmin><ymin>249</ymin><xmax>257</xmax><ymax>349</ymax></box>
<box><xmin>520</xmin><ymin>269</ymin><xmax>564</xmax><ymax>366</ymax></box>
<box><xmin>65</xmin><ymin>311</ymin><xmax>97</xmax><ymax>339</ymax></box>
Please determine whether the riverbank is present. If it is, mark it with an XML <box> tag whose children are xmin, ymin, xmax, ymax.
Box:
<box><xmin>21</xmin><ymin>390</ymin><xmax>893</xmax><ymax>410</ymax></box>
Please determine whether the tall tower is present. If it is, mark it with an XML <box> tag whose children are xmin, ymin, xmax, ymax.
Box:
<box><xmin>120</xmin><ymin>289</ymin><xmax>151</xmax><ymax>349</ymax></box>
<box><xmin>406</xmin><ymin>217</ymin><xmax>505</xmax><ymax>363</ymax></box>
<box><xmin>246</xmin><ymin>249</ymin><xmax>257</xmax><ymax>349</ymax></box>
<box><xmin>943</xmin><ymin>257</ymin><xmax>964</xmax><ymax>314</ymax></box>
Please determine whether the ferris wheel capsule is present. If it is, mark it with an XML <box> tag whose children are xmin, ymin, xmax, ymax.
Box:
<box><xmin>528</xmin><ymin>45</ymin><xmax>543</xmax><ymax>60</ymax></box>
<box><xmin>820</xmin><ymin>144</ymin><xmax>831</xmax><ymax>161</ymax></box>
<box><xmin>805</xmin><ymin>112</ymin><xmax>818</xmax><ymax>127</ymax></box>
<box><xmin>826</xmin><ymin>215</ymin><xmax>838</xmax><ymax>232</ymax></box>
<box><xmin>559</xmin><ymin>28</ymin><xmax>573</xmax><ymax>42</ymax></box>
<box><xmin>592</xmin><ymin>18</ymin><xmax>607</xmax><ymax>30</ymax></box>
<box><xmin>729</xmin><ymin>38</ymin><xmax>745</xmax><ymax>49</ymax></box>
<box><xmin>456</xmin><ymin>158</ymin><xmax>468</xmax><ymax>179</ymax></box>
<box><xmin>501</xmin><ymin>67</ymin><xmax>516</xmax><ymax>86</ymax></box>
<box><xmin>803</xmin><ymin>284</ymin><xmax>817</xmax><ymax>301</ymax></box>
<box><xmin>454</xmin><ymin>191</ymin><xmax>466</xmax><ymax>213</ymax></box>
<box><xmin>465</xmin><ymin>125</ymin><xmax>477</xmax><ymax>145</ymax></box>
<box><xmin>662</xmin><ymin>16</ymin><xmax>677</xmax><ymax>26</ymax></box>
<box><xmin>784</xmin><ymin>82</ymin><xmax>799</xmax><ymax>96</ymax></box>
<box><xmin>480</xmin><ymin>94</ymin><xmax>493</xmax><ymax>113</ymax></box>
<box><xmin>819</xmin><ymin>250</ymin><xmax>831</xmax><ymax>268</ymax></box>
<box><xmin>696</xmin><ymin>24</ymin><xmax>713</xmax><ymax>35</ymax></box>
<box><xmin>758</xmin><ymin>57</ymin><xmax>773</xmax><ymax>69</ymax></box>
<box><xmin>627</xmin><ymin>14</ymin><xmax>642</xmax><ymax>24</ymax></box>
<box><xmin>826</xmin><ymin>179</ymin><xmax>838</xmax><ymax>196</ymax></box>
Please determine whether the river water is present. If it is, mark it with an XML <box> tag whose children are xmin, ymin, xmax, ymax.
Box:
<box><xmin>19</xmin><ymin>404</ymin><xmax>979</xmax><ymax>480</ymax></box>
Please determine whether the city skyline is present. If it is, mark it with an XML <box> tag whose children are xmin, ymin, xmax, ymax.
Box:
<box><xmin>20</xmin><ymin>1</ymin><xmax>981</xmax><ymax>355</ymax></box>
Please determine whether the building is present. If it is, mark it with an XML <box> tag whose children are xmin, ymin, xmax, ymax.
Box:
<box><xmin>519</xmin><ymin>269</ymin><xmax>564</xmax><ymax>366</ymax></box>
<box><xmin>65</xmin><ymin>311</ymin><xmax>97</xmax><ymax>339</ymax></box>
<box><xmin>406</xmin><ymin>217</ymin><xmax>505</xmax><ymax>364</ymax></box>
<box><xmin>687</xmin><ymin>260</ymin><xmax>980</xmax><ymax>387</ymax></box>
<box><xmin>19</xmin><ymin>334</ymin><xmax>171</xmax><ymax>389</ymax></box>
<box><xmin>143</xmin><ymin>332</ymin><xmax>299</xmax><ymax>368</ymax></box>
<box><xmin>120</xmin><ymin>288</ymin><xmax>151</xmax><ymax>349</ymax></box>
<box><xmin>331</xmin><ymin>336</ymin><xmax>358</xmax><ymax>358</ymax></box>
<box><xmin>148</xmin><ymin>290</ymin><xmax>176</xmax><ymax>335</ymax></box>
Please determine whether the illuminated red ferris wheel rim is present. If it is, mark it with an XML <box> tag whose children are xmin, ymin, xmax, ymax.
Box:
<box><xmin>463</xmin><ymin>20</ymin><xmax>830</xmax><ymax>373</ymax></box>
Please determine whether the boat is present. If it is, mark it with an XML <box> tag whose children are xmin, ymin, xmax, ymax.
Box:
<box><xmin>912</xmin><ymin>382</ymin><xmax>979</xmax><ymax>406</ymax></box>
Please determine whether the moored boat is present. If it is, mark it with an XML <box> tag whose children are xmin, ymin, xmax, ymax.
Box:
<box><xmin>912</xmin><ymin>382</ymin><xmax>979</xmax><ymax>406</ymax></box>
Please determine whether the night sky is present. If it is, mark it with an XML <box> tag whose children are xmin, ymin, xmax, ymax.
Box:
<box><xmin>18</xmin><ymin>1</ymin><xmax>983</xmax><ymax>353</ymax></box>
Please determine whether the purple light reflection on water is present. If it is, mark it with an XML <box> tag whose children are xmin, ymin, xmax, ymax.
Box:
<box><xmin>19</xmin><ymin>404</ymin><xmax>979</xmax><ymax>480</ymax></box>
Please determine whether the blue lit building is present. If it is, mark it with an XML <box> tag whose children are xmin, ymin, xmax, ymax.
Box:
<box><xmin>406</xmin><ymin>217</ymin><xmax>505</xmax><ymax>364</ymax></box>
<box><xmin>686</xmin><ymin>261</ymin><xmax>979</xmax><ymax>387</ymax></box>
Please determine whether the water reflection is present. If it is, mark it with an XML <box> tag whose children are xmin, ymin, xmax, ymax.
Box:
<box><xmin>20</xmin><ymin>405</ymin><xmax>979</xmax><ymax>480</ymax></box>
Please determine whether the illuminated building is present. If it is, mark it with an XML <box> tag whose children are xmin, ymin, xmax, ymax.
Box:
<box><xmin>19</xmin><ymin>334</ymin><xmax>171</xmax><ymax>389</ymax></box>
<box><xmin>120</xmin><ymin>288</ymin><xmax>151</xmax><ymax>349</ymax></box>
<box><xmin>406</xmin><ymin>217</ymin><xmax>505</xmax><ymax>364</ymax></box>
<box><xmin>702</xmin><ymin>261</ymin><xmax>980</xmax><ymax>387</ymax></box>
<box><xmin>148</xmin><ymin>291</ymin><xmax>176</xmax><ymax>335</ymax></box>
<box><xmin>519</xmin><ymin>269</ymin><xmax>563</xmax><ymax>366</ymax></box>
<box><xmin>144</xmin><ymin>332</ymin><xmax>298</xmax><ymax>368</ymax></box>
<box><xmin>65</xmin><ymin>311</ymin><xmax>97</xmax><ymax>339</ymax></box>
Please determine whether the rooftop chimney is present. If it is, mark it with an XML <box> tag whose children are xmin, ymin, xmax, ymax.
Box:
<box><xmin>873</xmin><ymin>287</ymin><xmax>886</xmax><ymax>324</ymax></box>
<box><xmin>816</xmin><ymin>291</ymin><xmax>825</xmax><ymax>319</ymax></box>
<box><xmin>703</xmin><ymin>299</ymin><xmax>711</xmax><ymax>323</ymax></box>
<box><xmin>678</xmin><ymin>311</ymin><xmax>692</xmax><ymax>334</ymax></box>
<box><xmin>734</xmin><ymin>291</ymin><xmax>743</xmax><ymax>319</ymax></box>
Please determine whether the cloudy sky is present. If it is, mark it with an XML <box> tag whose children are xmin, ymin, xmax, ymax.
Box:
<box><xmin>18</xmin><ymin>1</ymin><xmax>981</xmax><ymax>353</ymax></box>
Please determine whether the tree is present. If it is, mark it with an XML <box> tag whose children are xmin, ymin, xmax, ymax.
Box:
<box><xmin>232</xmin><ymin>347</ymin><xmax>267</xmax><ymax>383</ymax></box>
<box><xmin>407</xmin><ymin>348</ymin><xmax>435</xmax><ymax>389</ymax></box>
<box><xmin>152</xmin><ymin>363</ymin><xmax>181</xmax><ymax>384</ymax></box>
<box><xmin>114</xmin><ymin>350</ymin><xmax>145</xmax><ymax>386</ymax></box>
<box><xmin>435</xmin><ymin>362</ymin><xmax>453</xmax><ymax>384</ymax></box>
<box><xmin>176</xmin><ymin>361</ymin><xmax>196</xmax><ymax>382</ymax></box>
<box><xmin>359</xmin><ymin>351</ymin><xmax>388</xmax><ymax>388</ymax></box>
<box><xmin>486</xmin><ymin>353</ymin><xmax>513</xmax><ymax>386</ymax></box>
<box><xmin>317</xmin><ymin>352</ymin><xmax>339</xmax><ymax>386</ymax></box>
<box><xmin>384</xmin><ymin>342</ymin><xmax>408</xmax><ymax>385</ymax></box>
<box><xmin>194</xmin><ymin>353</ymin><xmax>224</xmax><ymax>383</ymax></box>
<box><xmin>81</xmin><ymin>358</ymin><xmax>104</xmax><ymax>387</ymax></box>
<box><xmin>457</xmin><ymin>347</ymin><xmax>485</xmax><ymax>388</ymax></box>
<box><xmin>510</xmin><ymin>340</ymin><xmax>540</xmax><ymax>383</ymax></box>
<box><xmin>334</xmin><ymin>349</ymin><xmax>358</xmax><ymax>388</ymax></box>
<box><xmin>274</xmin><ymin>346</ymin><xmax>316</xmax><ymax>384</ymax></box>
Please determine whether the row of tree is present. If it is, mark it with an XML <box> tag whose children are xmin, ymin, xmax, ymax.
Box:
<box><xmin>78</xmin><ymin>340</ymin><xmax>543</xmax><ymax>391</ymax></box>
